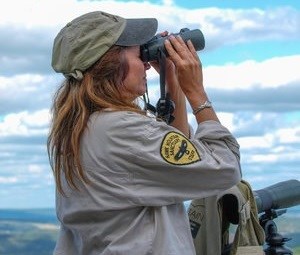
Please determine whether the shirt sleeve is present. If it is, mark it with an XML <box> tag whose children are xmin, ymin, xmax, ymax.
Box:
<box><xmin>81</xmin><ymin>111</ymin><xmax>241</xmax><ymax>207</ymax></box>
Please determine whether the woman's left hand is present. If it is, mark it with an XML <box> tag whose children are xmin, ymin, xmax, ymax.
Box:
<box><xmin>149</xmin><ymin>31</ymin><xmax>181</xmax><ymax>95</ymax></box>
<box><xmin>148</xmin><ymin>31</ymin><xmax>189</xmax><ymax>136</ymax></box>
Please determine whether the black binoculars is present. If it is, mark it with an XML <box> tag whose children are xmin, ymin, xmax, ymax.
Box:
<box><xmin>140</xmin><ymin>28</ymin><xmax>205</xmax><ymax>62</ymax></box>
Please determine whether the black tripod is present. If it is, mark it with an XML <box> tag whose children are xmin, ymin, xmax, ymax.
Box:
<box><xmin>259</xmin><ymin>209</ymin><xmax>293</xmax><ymax>255</ymax></box>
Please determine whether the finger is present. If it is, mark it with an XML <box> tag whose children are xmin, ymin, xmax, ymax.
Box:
<box><xmin>149</xmin><ymin>61</ymin><xmax>160</xmax><ymax>73</ymax></box>
<box><xmin>169</xmin><ymin>35</ymin><xmax>194</xmax><ymax>59</ymax></box>
<box><xmin>160</xmin><ymin>30</ymin><xmax>169</xmax><ymax>37</ymax></box>
<box><xmin>176</xmin><ymin>35</ymin><xmax>188</xmax><ymax>47</ymax></box>
<box><xmin>187</xmin><ymin>40</ymin><xmax>201</xmax><ymax>63</ymax></box>
<box><xmin>169</xmin><ymin>35</ymin><xmax>186</xmax><ymax>52</ymax></box>
<box><xmin>187</xmin><ymin>39</ymin><xmax>196</xmax><ymax>53</ymax></box>
<box><xmin>164</xmin><ymin>38</ymin><xmax>183</xmax><ymax>64</ymax></box>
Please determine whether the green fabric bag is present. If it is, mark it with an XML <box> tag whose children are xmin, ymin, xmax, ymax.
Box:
<box><xmin>188</xmin><ymin>180</ymin><xmax>265</xmax><ymax>255</ymax></box>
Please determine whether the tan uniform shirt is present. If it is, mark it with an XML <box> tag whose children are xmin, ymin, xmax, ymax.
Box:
<box><xmin>54</xmin><ymin>110</ymin><xmax>241</xmax><ymax>255</ymax></box>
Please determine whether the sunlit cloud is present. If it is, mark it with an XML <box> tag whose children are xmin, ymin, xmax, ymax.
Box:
<box><xmin>0</xmin><ymin>110</ymin><xmax>50</xmax><ymax>137</ymax></box>
<box><xmin>0</xmin><ymin>176</ymin><xmax>19</xmax><ymax>184</ymax></box>
<box><xmin>276</xmin><ymin>126</ymin><xmax>300</xmax><ymax>143</ymax></box>
<box><xmin>204</xmin><ymin>55</ymin><xmax>300</xmax><ymax>89</ymax></box>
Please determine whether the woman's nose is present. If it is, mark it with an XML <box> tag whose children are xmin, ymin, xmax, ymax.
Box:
<box><xmin>144</xmin><ymin>62</ymin><xmax>151</xmax><ymax>70</ymax></box>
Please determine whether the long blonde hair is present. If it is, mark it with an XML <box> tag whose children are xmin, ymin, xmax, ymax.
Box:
<box><xmin>48</xmin><ymin>46</ymin><xmax>145</xmax><ymax>194</ymax></box>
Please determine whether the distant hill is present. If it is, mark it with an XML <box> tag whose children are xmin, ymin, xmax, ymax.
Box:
<box><xmin>0</xmin><ymin>209</ymin><xmax>58</xmax><ymax>255</ymax></box>
<box><xmin>0</xmin><ymin>208</ymin><xmax>299</xmax><ymax>255</ymax></box>
<box><xmin>0</xmin><ymin>208</ymin><xmax>58</xmax><ymax>224</ymax></box>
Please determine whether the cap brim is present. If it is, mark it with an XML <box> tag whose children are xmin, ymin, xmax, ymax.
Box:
<box><xmin>115</xmin><ymin>18</ymin><xmax>158</xmax><ymax>46</ymax></box>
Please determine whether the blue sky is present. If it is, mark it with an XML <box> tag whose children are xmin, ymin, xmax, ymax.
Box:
<box><xmin>0</xmin><ymin>0</ymin><xmax>300</xmax><ymax>210</ymax></box>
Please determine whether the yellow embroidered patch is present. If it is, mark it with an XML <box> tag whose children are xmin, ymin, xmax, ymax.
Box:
<box><xmin>160</xmin><ymin>131</ymin><xmax>201</xmax><ymax>165</ymax></box>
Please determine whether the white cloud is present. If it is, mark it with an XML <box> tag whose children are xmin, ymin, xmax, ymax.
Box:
<box><xmin>28</xmin><ymin>164</ymin><xmax>44</xmax><ymax>174</ymax></box>
<box><xmin>249</xmin><ymin>153</ymin><xmax>278</xmax><ymax>163</ymax></box>
<box><xmin>238</xmin><ymin>135</ymin><xmax>274</xmax><ymax>150</ymax></box>
<box><xmin>0</xmin><ymin>0</ymin><xmax>168</xmax><ymax>28</ymax></box>
<box><xmin>0</xmin><ymin>176</ymin><xmax>18</xmax><ymax>184</ymax></box>
<box><xmin>204</xmin><ymin>55</ymin><xmax>300</xmax><ymax>89</ymax></box>
<box><xmin>0</xmin><ymin>74</ymin><xmax>44</xmax><ymax>90</ymax></box>
<box><xmin>146</xmin><ymin>55</ymin><xmax>300</xmax><ymax>95</ymax></box>
<box><xmin>1</xmin><ymin>0</ymin><xmax>299</xmax><ymax>39</ymax></box>
<box><xmin>276</xmin><ymin>126</ymin><xmax>300</xmax><ymax>144</ymax></box>
<box><xmin>1</xmin><ymin>1</ymin><xmax>300</xmax><ymax>77</ymax></box>
<box><xmin>246</xmin><ymin>149</ymin><xmax>300</xmax><ymax>164</ymax></box>
<box><xmin>217</xmin><ymin>112</ymin><xmax>235</xmax><ymax>131</ymax></box>
<box><xmin>0</xmin><ymin>109</ymin><xmax>50</xmax><ymax>136</ymax></box>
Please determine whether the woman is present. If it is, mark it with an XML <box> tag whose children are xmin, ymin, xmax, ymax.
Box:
<box><xmin>48</xmin><ymin>11</ymin><xmax>241</xmax><ymax>255</ymax></box>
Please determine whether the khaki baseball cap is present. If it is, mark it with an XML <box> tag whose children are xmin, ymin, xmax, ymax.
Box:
<box><xmin>51</xmin><ymin>11</ymin><xmax>158</xmax><ymax>80</ymax></box>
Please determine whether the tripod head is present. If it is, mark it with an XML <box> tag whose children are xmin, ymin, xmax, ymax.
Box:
<box><xmin>259</xmin><ymin>209</ymin><xmax>293</xmax><ymax>255</ymax></box>
<box><xmin>254</xmin><ymin>180</ymin><xmax>300</xmax><ymax>254</ymax></box>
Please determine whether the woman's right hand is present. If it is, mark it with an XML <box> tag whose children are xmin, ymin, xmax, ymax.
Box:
<box><xmin>164</xmin><ymin>35</ymin><xmax>220</xmax><ymax>123</ymax></box>
<box><xmin>164</xmin><ymin>35</ymin><xmax>206</xmax><ymax>108</ymax></box>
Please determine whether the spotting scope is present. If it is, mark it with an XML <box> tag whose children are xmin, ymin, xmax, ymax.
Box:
<box><xmin>254</xmin><ymin>179</ymin><xmax>300</xmax><ymax>214</ymax></box>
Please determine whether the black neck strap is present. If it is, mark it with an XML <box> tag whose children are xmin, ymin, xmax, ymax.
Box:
<box><xmin>155</xmin><ymin>48</ymin><xmax>175</xmax><ymax>124</ymax></box>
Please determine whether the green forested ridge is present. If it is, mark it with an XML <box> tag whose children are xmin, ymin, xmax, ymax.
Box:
<box><xmin>0</xmin><ymin>209</ymin><xmax>299</xmax><ymax>255</ymax></box>
<box><xmin>0</xmin><ymin>221</ymin><xmax>58</xmax><ymax>255</ymax></box>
